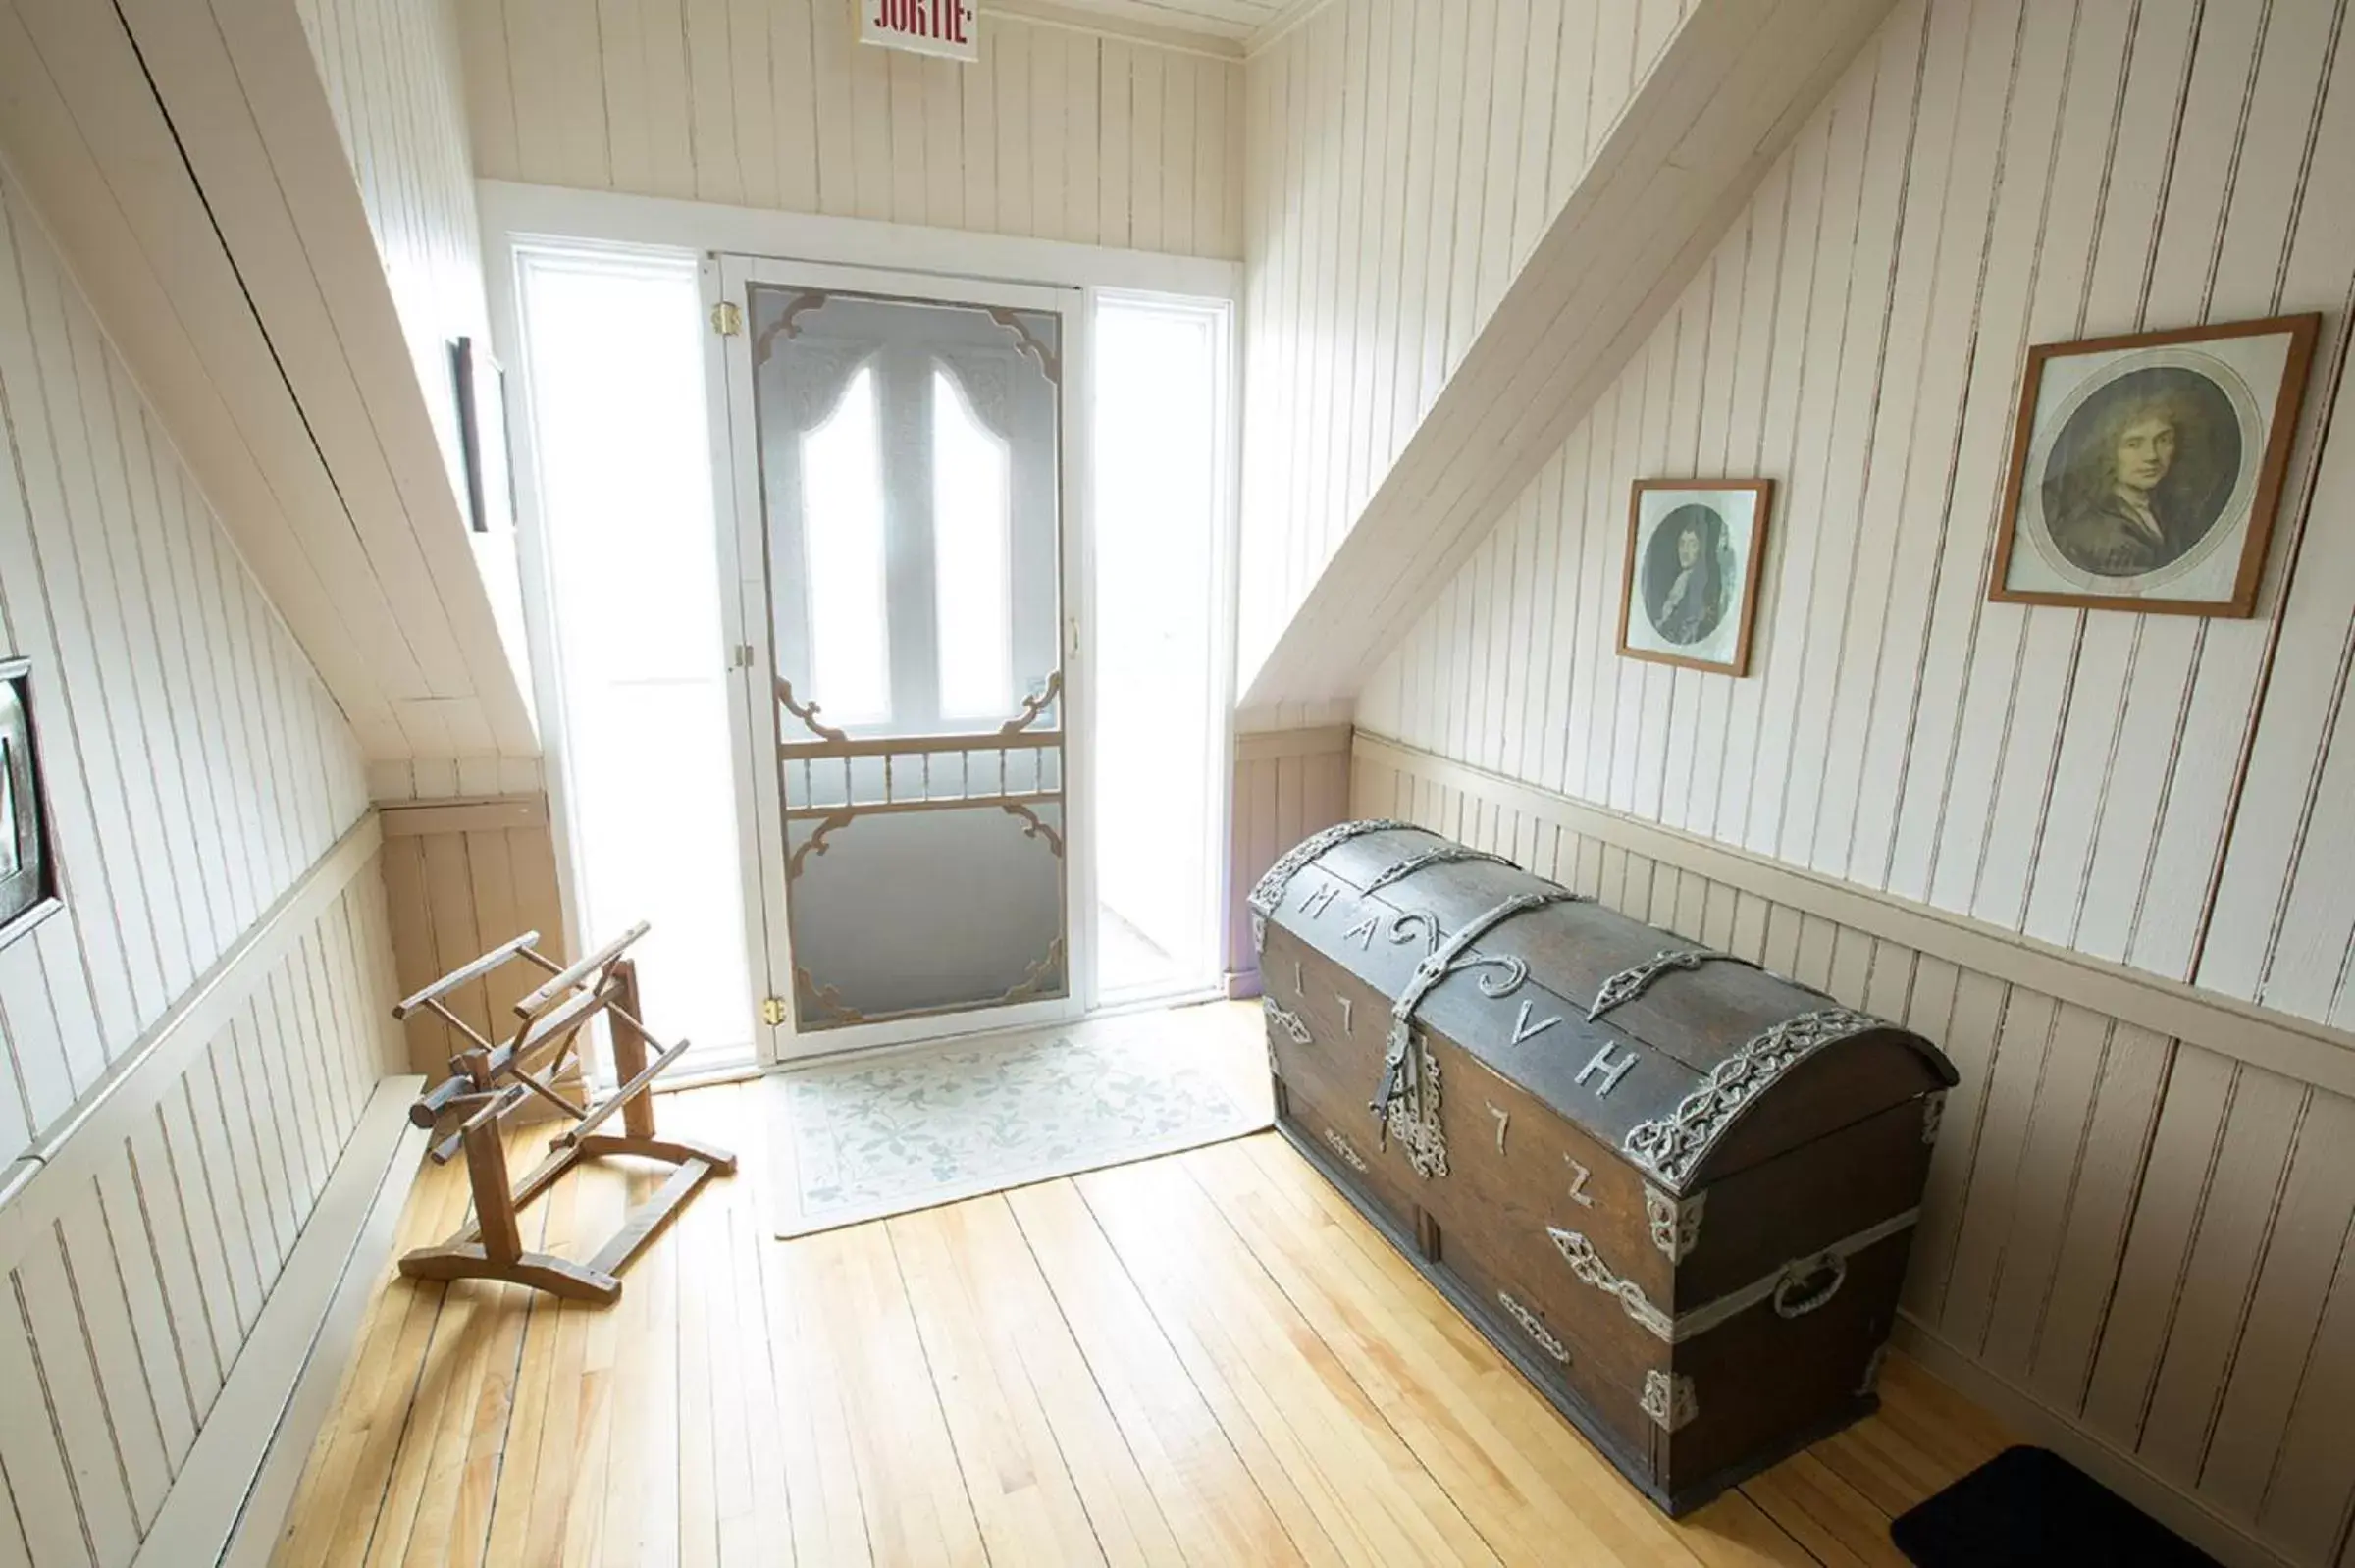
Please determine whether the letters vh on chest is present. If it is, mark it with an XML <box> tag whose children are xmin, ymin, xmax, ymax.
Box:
<box><xmin>1251</xmin><ymin>822</ymin><xmax>1957</xmax><ymax>1516</ymax></box>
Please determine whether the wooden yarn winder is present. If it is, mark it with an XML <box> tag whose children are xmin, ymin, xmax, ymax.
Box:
<box><xmin>394</xmin><ymin>922</ymin><xmax>735</xmax><ymax>1304</ymax></box>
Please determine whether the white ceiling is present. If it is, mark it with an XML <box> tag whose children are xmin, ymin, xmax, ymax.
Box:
<box><xmin>989</xmin><ymin>0</ymin><xmax>1323</xmax><ymax>55</ymax></box>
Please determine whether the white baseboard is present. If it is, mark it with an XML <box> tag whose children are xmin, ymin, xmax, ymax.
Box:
<box><xmin>128</xmin><ymin>1076</ymin><xmax>427</xmax><ymax>1568</ymax></box>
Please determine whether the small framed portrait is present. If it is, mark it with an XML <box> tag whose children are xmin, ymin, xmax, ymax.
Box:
<box><xmin>1991</xmin><ymin>313</ymin><xmax>2319</xmax><ymax>615</ymax></box>
<box><xmin>1617</xmin><ymin>480</ymin><xmax>1773</xmax><ymax>676</ymax></box>
<box><xmin>448</xmin><ymin>335</ymin><xmax>514</xmax><ymax>536</ymax></box>
<box><xmin>0</xmin><ymin>657</ymin><xmax>58</xmax><ymax>950</ymax></box>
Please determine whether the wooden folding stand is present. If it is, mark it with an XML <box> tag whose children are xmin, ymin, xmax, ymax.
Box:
<box><xmin>393</xmin><ymin>922</ymin><xmax>736</xmax><ymax>1304</ymax></box>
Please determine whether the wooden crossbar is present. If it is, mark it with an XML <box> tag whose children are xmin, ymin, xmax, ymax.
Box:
<box><xmin>395</xmin><ymin>928</ymin><xmax>735</xmax><ymax>1304</ymax></box>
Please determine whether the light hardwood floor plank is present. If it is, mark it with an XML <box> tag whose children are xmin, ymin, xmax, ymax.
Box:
<box><xmin>1006</xmin><ymin>1177</ymin><xmax>1320</xmax><ymax>1566</ymax></box>
<box><xmin>279</xmin><ymin>1055</ymin><xmax>2020</xmax><ymax>1568</ymax></box>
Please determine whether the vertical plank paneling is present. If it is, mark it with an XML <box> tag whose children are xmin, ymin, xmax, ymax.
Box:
<box><xmin>373</xmin><ymin>816</ymin><xmax>567</xmax><ymax>1074</ymax></box>
<box><xmin>457</xmin><ymin>1</ymin><xmax>1241</xmax><ymax>259</ymax></box>
<box><xmin>1236</xmin><ymin>0</ymin><xmax>1689</xmax><ymax>677</ymax></box>
<box><xmin>1351</xmin><ymin>0</ymin><xmax>2355</xmax><ymax>1036</ymax></box>
<box><xmin>0</xmin><ymin>171</ymin><xmax>366</xmax><ymax>1176</ymax></box>
<box><xmin>1226</xmin><ymin>729</ymin><xmax>1354</xmax><ymax>985</ymax></box>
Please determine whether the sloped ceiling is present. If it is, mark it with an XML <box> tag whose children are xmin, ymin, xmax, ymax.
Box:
<box><xmin>0</xmin><ymin>0</ymin><xmax>534</xmax><ymax>762</ymax></box>
<box><xmin>1240</xmin><ymin>0</ymin><xmax>1901</xmax><ymax>713</ymax></box>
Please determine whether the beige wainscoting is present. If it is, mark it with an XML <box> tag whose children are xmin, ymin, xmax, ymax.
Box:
<box><xmin>0</xmin><ymin>817</ymin><xmax>422</xmax><ymax>1568</ymax></box>
<box><xmin>1226</xmin><ymin>724</ymin><xmax>1353</xmax><ymax>993</ymax></box>
<box><xmin>378</xmin><ymin>792</ymin><xmax>566</xmax><ymax>1074</ymax></box>
<box><xmin>1355</xmin><ymin>729</ymin><xmax>2355</xmax><ymax>1568</ymax></box>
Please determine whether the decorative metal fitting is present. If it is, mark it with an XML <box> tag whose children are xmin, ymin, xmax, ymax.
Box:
<box><xmin>1588</xmin><ymin>948</ymin><xmax>1758</xmax><ymax>1021</ymax></box>
<box><xmin>1771</xmin><ymin>1250</ymin><xmax>1848</xmax><ymax>1319</ymax></box>
<box><xmin>1322</xmin><ymin>1127</ymin><xmax>1370</xmax><ymax>1174</ymax></box>
<box><xmin>1383</xmin><ymin>1040</ymin><xmax>1448</xmax><ymax>1179</ymax></box>
<box><xmin>1364</xmin><ymin>845</ymin><xmax>1517</xmax><ymax>893</ymax></box>
<box><xmin>1857</xmin><ymin>1342</ymin><xmax>1891</xmax><ymax>1399</ymax></box>
<box><xmin>1372</xmin><ymin>891</ymin><xmax>1577</xmax><ymax>1181</ymax></box>
<box><xmin>1644</xmin><ymin>1186</ymin><xmax>1705</xmax><ymax>1265</ymax></box>
<box><xmin>1922</xmin><ymin>1088</ymin><xmax>1947</xmax><ymax>1146</ymax></box>
<box><xmin>1547</xmin><ymin>1228</ymin><xmax>1674</xmax><ymax>1341</ymax></box>
<box><xmin>1247</xmin><ymin>820</ymin><xmax>1412</xmax><ymax>923</ymax></box>
<box><xmin>1498</xmin><ymin>1291</ymin><xmax>1570</xmax><ymax>1365</ymax></box>
<box><xmin>1263</xmin><ymin>998</ymin><xmax>1311</xmax><ymax>1046</ymax></box>
<box><xmin>1642</xmin><ymin>1371</ymin><xmax>1699</xmax><ymax>1434</ymax></box>
<box><xmin>1623</xmin><ymin>1009</ymin><xmax>1887</xmax><ymax>1192</ymax></box>
<box><xmin>1552</xmin><ymin>1207</ymin><xmax>1919</xmax><ymax>1348</ymax></box>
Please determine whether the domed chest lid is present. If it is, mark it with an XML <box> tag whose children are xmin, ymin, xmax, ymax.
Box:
<box><xmin>1258</xmin><ymin>823</ymin><xmax>1957</xmax><ymax>1193</ymax></box>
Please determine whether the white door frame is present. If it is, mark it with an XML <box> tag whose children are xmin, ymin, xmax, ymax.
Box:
<box><xmin>481</xmin><ymin>183</ymin><xmax>1241</xmax><ymax>1071</ymax></box>
<box><xmin>706</xmin><ymin>254</ymin><xmax>1092</xmax><ymax>1065</ymax></box>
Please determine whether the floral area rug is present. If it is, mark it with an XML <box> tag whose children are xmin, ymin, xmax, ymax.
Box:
<box><xmin>765</xmin><ymin>1022</ymin><xmax>1269</xmax><ymax>1237</ymax></box>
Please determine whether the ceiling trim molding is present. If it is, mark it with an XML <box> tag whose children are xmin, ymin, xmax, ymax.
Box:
<box><xmin>1241</xmin><ymin>0</ymin><xmax>1333</xmax><ymax>58</ymax></box>
<box><xmin>983</xmin><ymin>1</ymin><xmax>1246</xmax><ymax>60</ymax></box>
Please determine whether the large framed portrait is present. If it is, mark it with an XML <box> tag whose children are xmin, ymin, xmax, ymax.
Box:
<box><xmin>1617</xmin><ymin>480</ymin><xmax>1772</xmax><ymax>676</ymax></box>
<box><xmin>1991</xmin><ymin>314</ymin><xmax>2319</xmax><ymax>615</ymax></box>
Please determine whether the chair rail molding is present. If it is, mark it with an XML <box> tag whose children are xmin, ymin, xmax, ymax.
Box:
<box><xmin>1353</xmin><ymin>730</ymin><xmax>2355</xmax><ymax>1099</ymax></box>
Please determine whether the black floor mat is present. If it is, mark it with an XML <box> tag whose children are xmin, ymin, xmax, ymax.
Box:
<box><xmin>1890</xmin><ymin>1445</ymin><xmax>2221</xmax><ymax>1567</ymax></box>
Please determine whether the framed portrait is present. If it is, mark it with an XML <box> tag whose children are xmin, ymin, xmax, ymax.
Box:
<box><xmin>1617</xmin><ymin>480</ymin><xmax>1773</xmax><ymax>676</ymax></box>
<box><xmin>0</xmin><ymin>657</ymin><xmax>58</xmax><ymax>950</ymax></box>
<box><xmin>1991</xmin><ymin>313</ymin><xmax>2319</xmax><ymax>616</ymax></box>
<box><xmin>449</xmin><ymin>335</ymin><xmax>515</xmax><ymax>536</ymax></box>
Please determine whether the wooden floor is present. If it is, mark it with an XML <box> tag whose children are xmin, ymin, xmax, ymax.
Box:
<box><xmin>275</xmin><ymin>1026</ymin><xmax>2013</xmax><ymax>1566</ymax></box>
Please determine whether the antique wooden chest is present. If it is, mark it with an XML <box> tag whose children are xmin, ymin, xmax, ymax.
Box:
<box><xmin>1252</xmin><ymin>821</ymin><xmax>1958</xmax><ymax>1514</ymax></box>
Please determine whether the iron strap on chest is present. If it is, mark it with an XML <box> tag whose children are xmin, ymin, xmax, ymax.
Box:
<box><xmin>1621</xmin><ymin>1008</ymin><xmax>1889</xmax><ymax>1192</ymax></box>
<box><xmin>1246</xmin><ymin>819</ymin><xmax>1411</xmax><ymax>956</ymax></box>
<box><xmin>1371</xmin><ymin>890</ymin><xmax>1583</xmax><ymax>1176</ymax></box>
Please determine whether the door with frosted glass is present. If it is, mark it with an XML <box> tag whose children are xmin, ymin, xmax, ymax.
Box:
<box><xmin>734</xmin><ymin>279</ymin><xmax>1073</xmax><ymax>1043</ymax></box>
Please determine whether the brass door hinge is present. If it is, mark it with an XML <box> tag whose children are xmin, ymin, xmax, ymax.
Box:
<box><xmin>711</xmin><ymin>300</ymin><xmax>743</xmax><ymax>337</ymax></box>
<box><xmin>759</xmin><ymin>995</ymin><xmax>788</xmax><ymax>1027</ymax></box>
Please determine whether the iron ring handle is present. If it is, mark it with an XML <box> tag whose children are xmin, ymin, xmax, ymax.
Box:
<box><xmin>1772</xmin><ymin>1251</ymin><xmax>1847</xmax><ymax>1319</ymax></box>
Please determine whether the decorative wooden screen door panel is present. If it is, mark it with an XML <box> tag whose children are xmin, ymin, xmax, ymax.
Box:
<box><xmin>721</xmin><ymin>268</ymin><xmax>1079</xmax><ymax>1053</ymax></box>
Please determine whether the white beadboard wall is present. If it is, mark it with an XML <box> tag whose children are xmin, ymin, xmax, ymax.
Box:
<box><xmin>296</xmin><ymin>0</ymin><xmax>487</xmax><ymax>497</ymax></box>
<box><xmin>1357</xmin><ymin>0</ymin><xmax>2355</xmax><ymax>1032</ymax></box>
<box><xmin>0</xmin><ymin>158</ymin><xmax>412</xmax><ymax>1567</ymax></box>
<box><xmin>1354</xmin><ymin>742</ymin><xmax>2355</xmax><ymax>1568</ymax></box>
<box><xmin>0</xmin><ymin>167</ymin><xmax>372</xmax><ymax>1171</ymax></box>
<box><xmin>296</xmin><ymin>0</ymin><xmax>543</xmax><ymax>790</ymax></box>
<box><xmin>0</xmin><ymin>865</ymin><xmax>403</xmax><ymax>1568</ymax></box>
<box><xmin>1234</xmin><ymin>0</ymin><xmax>1692</xmax><ymax>679</ymax></box>
<box><xmin>455</xmin><ymin>0</ymin><xmax>1244</xmax><ymax>259</ymax></box>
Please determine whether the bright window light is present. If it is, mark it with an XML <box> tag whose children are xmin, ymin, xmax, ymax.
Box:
<box><xmin>932</xmin><ymin>365</ymin><xmax>1014</xmax><ymax>721</ymax></box>
<box><xmin>516</xmin><ymin>250</ymin><xmax>752</xmax><ymax>1071</ymax></box>
<box><xmin>802</xmin><ymin>365</ymin><xmax>892</xmax><ymax>724</ymax></box>
<box><xmin>1092</xmin><ymin>296</ymin><xmax>1225</xmax><ymax>998</ymax></box>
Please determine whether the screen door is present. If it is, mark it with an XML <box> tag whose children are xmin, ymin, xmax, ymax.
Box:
<box><xmin>714</xmin><ymin>263</ymin><xmax>1080</xmax><ymax>1056</ymax></box>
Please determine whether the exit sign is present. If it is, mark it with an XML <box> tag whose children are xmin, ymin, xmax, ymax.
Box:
<box><xmin>861</xmin><ymin>0</ymin><xmax>977</xmax><ymax>62</ymax></box>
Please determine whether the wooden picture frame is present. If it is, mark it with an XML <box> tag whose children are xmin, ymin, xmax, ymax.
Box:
<box><xmin>1617</xmin><ymin>480</ymin><xmax>1773</xmax><ymax>677</ymax></box>
<box><xmin>0</xmin><ymin>656</ymin><xmax>60</xmax><ymax>951</ymax></box>
<box><xmin>449</xmin><ymin>335</ymin><xmax>514</xmax><ymax>536</ymax></box>
<box><xmin>1989</xmin><ymin>313</ymin><xmax>2319</xmax><ymax>616</ymax></box>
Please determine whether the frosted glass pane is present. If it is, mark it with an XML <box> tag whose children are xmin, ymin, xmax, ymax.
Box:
<box><xmin>802</xmin><ymin>366</ymin><xmax>892</xmax><ymax>724</ymax></box>
<box><xmin>932</xmin><ymin>367</ymin><xmax>1013</xmax><ymax>720</ymax></box>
